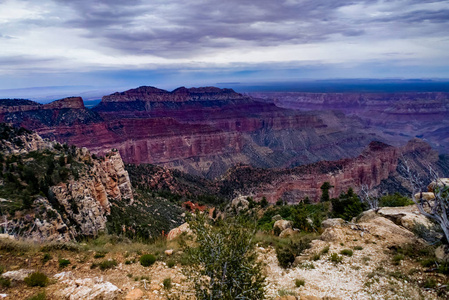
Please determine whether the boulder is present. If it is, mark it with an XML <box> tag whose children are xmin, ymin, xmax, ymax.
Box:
<box><xmin>165</xmin><ymin>249</ymin><xmax>174</xmax><ymax>256</ymax></box>
<box><xmin>2</xmin><ymin>269</ymin><xmax>35</xmax><ymax>281</ymax></box>
<box><xmin>273</xmin><ymin>220</ymin><xmax>293</xmax><ymax>232</ymax></box>
<box><xmin>230</xmin><ymin>196</ymin><xmax>250</xmax><ymax>213</ymax></box>
<box><xmin>357</xmin><ymin>210</ymin><xmax>379</xmax><ymax>223</ymax></box>
<box><xmin>125</xmin><ymin>288</ymin><xmax>144</xmax><ymax>300</ymax></box>
<box><xmin>414</xmin><ymin>192</ymin><xmax>435</xmax><ymax>201</ymax></box>
<box><xmin>321</xmin><ymin>218</ymin><xmax>345</xmax><ymax>229</ymax></box>
<box><xmin>428</xmin><ymin>178</ymin><xmax>449</xmax><ymax>192</ymax></box>
<box><xmin>54</xmin><ymin>277</ymin><xmax>120</xmax><ymax>300</ymax></box>
<box><xmin>279</xmin><ymin>228</ymin><xmax>296</xmax><ymax>238</ymax></box>
<box><xmin>435</xmin><ymin>245</ymin><xmax>449</xmax><ymax>262</ymax></box>
<box><xmin>359</xmin><ymin>216</ymin><xmax>421</xmax><ymax>246</ymax></box>
<box><xmin>272</xmin><ymin>214</ymin><xmax>282</xmax><ymax>221</ymax></box>
<box><xmin>167</xmin><ymin>223</ymin><xmax>191</xmax><ymax>241</ymax></box>
<box><xmin>320</xmin><ymin>226</ymin><xmax>346</xmax><ymax>242</ymax></box>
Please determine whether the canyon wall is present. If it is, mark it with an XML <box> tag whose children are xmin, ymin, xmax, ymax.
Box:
<box><xmin>0</xmin><ymin>87</ymin><xmax>380</xmax><ymax>178</ymax></box>
<box><xmin>250</xmin><ymin>92</ymin><xmax>449</xmax><ymax>153</ymax></box>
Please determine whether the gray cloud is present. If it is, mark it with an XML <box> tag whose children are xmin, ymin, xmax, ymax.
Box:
<box><xmin>42</xmin><ymin>0</ymin><xmax>448</xmax><ymax>58</ymax></box>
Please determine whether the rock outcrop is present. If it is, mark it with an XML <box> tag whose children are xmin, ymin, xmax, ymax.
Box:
<box><xmin>0</xmin><ymin>124</ymin><xmax>133</xmax><ymax>241</ymax></box>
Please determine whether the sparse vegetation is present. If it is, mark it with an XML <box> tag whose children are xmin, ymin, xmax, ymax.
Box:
<box><xmin>340</xmin><ymin>249</ymin><xmax>353</xmax><ymax>256</ymax></box>
<box><xmin>24</xmin><ymin>272</ymin><xmax>48</xmax><ymax>287</ymax></box>
<box><xmin>140</xmin><ymin>254</ymin><xmax>156</xmax><ymax>267</ymax></box>
<box><xmin>185</xmin><ymin>214</ymin><xmax>266</xmax><ymax>299</ymax></box>
<box><xmin>163</xmin><ymin>277</ymin><xmax>172</xmax><ymax>290</ymax></box>
<box><xmin>330</xmin><ymin>253</ymin><xmax>343</xmax><ymax>264</ymax></box>
<box><xmin>99</xmin><ymin>259</ymin><xmax>117</xmax><ymax>270</ymax></box>
<box><xmin>295</xmin><ymin>278</ymin><xmax>305</xmax><ymax>287</ymax></box>
<box><xmin>58</xmin><ymin>258</ymin><xmax>71</xmax><ymax>268</ymax></box>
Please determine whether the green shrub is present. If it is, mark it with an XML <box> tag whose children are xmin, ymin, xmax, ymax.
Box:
<box><xmin>330</xmin><ymin>253</ymin><xmax>343</xmax><ymax>264</ymax></box>
<box><xmin>163</xmin><ymin>277</ymin><xmax>172</xmax><ymax>290</ymax></box>
<box><xmin>42</xmin><ymin>253</ymin><xmax>51</xmax><ymax>264</ymax></box>
<box><xmin>331</xmin><ymin>188</ymin><xmax>364</xmax><ymax>221</ymax></box>
<box><xmin>423</xmin><ymin>278</ymin><xmax>437</xmax><ymax>288</ymax></box>
<box><xmin>340</xmin><ymin>249</ymin><xmax>353</xmax><ymax>257</ymax></box>
<box><xmin>167</xmin><ymin>260</ymin><xmax>175</xmax><ymax>268</ymax></box>
<box><xmin>94</xmin><ymin>252</ymin><xmax>107</xmax><ymax>259</ymax></box>
<box><xmin>311</xmin><ymin>253</ymin><xmax>320</xmax><ymax>261</ymax></box>
<box><xmin>99</xmin><ymin>259</ymin><xmax>117</xmax><ymax>270</ymax></box>
<box><xmin>392</xmin><ymin>254</ymin><xmax>404</xmax><ymax>265</ymax></box>
<box><xmin>27</xmin><ymin>292</ymin><xmax>46</xmax><ymax>300</ymax></box>
<box><xmin>58</xmin><ymin>258</ymin><xmax>70</xmax><ymax>268</ymax></box>
<box><xmin>420</xmin><ymin>258</ymin><xmax>436</xmax><ymax>268</ymax></box>
<box><xmin>186</xmin><ymin>214</ymin><xmax>266</xmax><ymax>299</ymax></box>
<box><xmin>321</xmin><ymin>245</ymin><xmax>330</xmax><ymax>254</ymax></box>
<box><xmin>24</xmin><ymin>272</ymin><xmax>48</xmax><ymax>287</ymax></box>
<box><xmin>295</xmin><ymin>278</ymin><xmax>305</xmax><ymax>287</ymax></box>
<box><xmin>353</xmin><ymin>246</ymin><xmax>363</xmax><ymax>251</ymax></box>
<box><xmin>437</xmin><ymin>261</ymin><xmax>449</xmax><ymax>274</ymax></box>
<box><xmin>276</xmin><ymin>246</ymin><xmax>295</xmax><ymax>268</ymax></box>
<box><xmin>140</xmin><ymin>254</ymin><xmax>156</xmax><ymax>267</ymax></box>
<box><xmin>273</xmin><ymin>226</ymin><xmax>282</xmax><ymax>236</ymax></box>
<box><xmin>0</xmin><ymin>276</ymin><xmax>11</xmax><ymax>288</ymax></box>
<box><xmin>379</xmin><ymin>193</ymin><xmax>413</xmax><ymax>207</ymax></box>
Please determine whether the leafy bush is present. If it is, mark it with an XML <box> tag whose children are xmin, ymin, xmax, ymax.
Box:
<box><xmin>295</xmin><ymin>278</ymin><xmax>305</xmax><ymax>287</ymax></box>
<box><xmin>58</xmin><ymin>258</ymin><xmax>70</xmax><ymax>268</ymax></box>
<box><xmin>94</xmin><ymin>252</ymin><xmax>107</xmax><ymax>258</ymax></box>
<box><xmin>331</xmin><ymin>188</ymin><xmax>364</xmax><ymax>221</ymax></box>
<box><xmin>42</xmin><ymin>253</ymin><xmax>51</xmax><ymax>263</ymax></box>
<box><xmin>140</xmin><ymin>254</ymin><xmax>156</xmax><ymax>267</ymax></box>
<box><xmin>392</xmin><ymin>254</ymin><xmax>404</xmax><ymax>265</ymax></box>
<box><xmin>379</xmin><ymin>193</ymin><xmax>413</xmax><ymax>207</ymax></box>
<box><xmin>423</xmin><ymin>278</ymin><xmax>437</xmax><ymax>288</ymax></box>
<box><xmin>340</xmin><ymin>249</ymin><xmax>353</xmax><ymax>257</ymax></box>
<box><xmin>0</xmin><ymin>276</ymin><xmax>10</xmax><ymax>288</ymax></box>
<box><xmin>99</xmin><ymin>259</ymin><xmax>117</xmax><ymax>270</ymax></box>
<box><xmin>163</xmin><ymin>277</ymin><xmax>172</xmax><ymax>290</ymax></box>
<box><xmin>185</xmin><ymin>214</ymin><xmax>266</xmax><ymax>299</ymax></box>
<box><xmin>330</xmin><ymin>253</ymin><xmax>343</xmax><ymax>264</ymax></box>
<box><xmin>353</xmin><ymin>246</ymin><xmax>363</xmax><ymax>251</ymax></box>
<box><xmin>321</xmin><ymin>245</ymin><xmax>330</xmax><ymax>254</ymax></box>
<box><xmin>24</xmin><ymin>272</ymin><xmax>48</xmax><ymax>287</ymax></box>
<box><xmin>276</xmin><ymin>246</ymin><xmax>295</xmax><ymax>268</ymax></box>
<box><xmin>167</xmin><ymin>260</ymin><xmax>175</xmax><ymax>268</ymax></box>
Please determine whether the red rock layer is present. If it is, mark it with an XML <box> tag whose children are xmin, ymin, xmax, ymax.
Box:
<box><xmin>222</xmin><ymin>141</ymin><xmax>400</xmax><ymax>203</ymax></box>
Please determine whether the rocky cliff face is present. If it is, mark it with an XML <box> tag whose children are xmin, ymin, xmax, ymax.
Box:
<box><xmin>250</xmin><ymin>92</ymin><xmax>449</xmax><ymax>154</ymax></box>
<box><xmin>0</xmin><ymin>87</ymin><xmax>381</xmax><ymax>178</ymax></box>
<box><xmin>0</xmin><ymin>124</ymin><xmax>133</xmax><ymax>241</ymax></box>
<box><xmin>220</xmin><ymin>141</ymin><xmax>399</xmax><ymax>203</ymax></box>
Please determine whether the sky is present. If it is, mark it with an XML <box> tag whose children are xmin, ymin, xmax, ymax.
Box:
<box><xmin>1</xmin><ymin>0</ymin><xmax>449</xmax><ymax>99</ymax></box>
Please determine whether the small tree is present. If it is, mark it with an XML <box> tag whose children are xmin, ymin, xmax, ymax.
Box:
<box><xmin>320</xmin><ymin>182</ymin><xmax>333</xmax><ymax>202</ymax></box>
<box><xmin>185</xmin><ymin>214</ymin><xmax>266</xmax><ymax>299</ymax></box>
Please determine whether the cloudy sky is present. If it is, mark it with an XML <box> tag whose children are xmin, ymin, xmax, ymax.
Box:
<box><xmin>1</xmin><ymin>0</ymin><xmax>448</xmax><ymax>97</ymax></box>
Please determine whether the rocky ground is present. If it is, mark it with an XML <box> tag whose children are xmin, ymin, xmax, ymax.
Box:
<box><xmin>0</xmin><ymin>204</ymin><xmax>448</xmax><ymax>299</ymax></box>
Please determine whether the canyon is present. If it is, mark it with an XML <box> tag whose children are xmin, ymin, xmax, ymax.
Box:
<box><xmin>250</xmin><ymin>92</ymin><xmax>449</xmax><ymax>154</ymax></box>
<box><xmin>0</xmin><ymin>87</ymin><xmax>447</xmax><ymax>185</ymax></box>
<box><xmin>0</xmin><ymin>87</ymin><xmax>379</xmax><ymax>179</ymax></box>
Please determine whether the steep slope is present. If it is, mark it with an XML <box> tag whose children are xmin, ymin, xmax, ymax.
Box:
<box><xmin>220</xmin><ymin>138</ymin><xmax>449</xmax><ymax>203</ymax></box>
<box><xmin>0</xmin><ymin>123</ymin><xmax>133</xmax><ymax>241</ymax></box>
